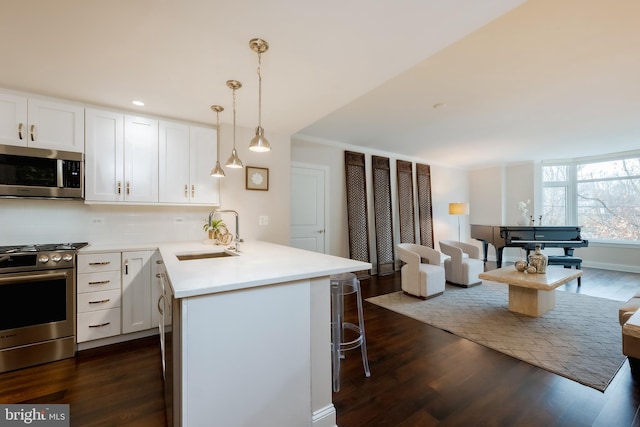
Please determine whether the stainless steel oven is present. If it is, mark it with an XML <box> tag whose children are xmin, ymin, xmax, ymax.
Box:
<box><xmin>0</xmin><ymin>243</ymin><xmax>87</xmax><ymax>373</ymax></box>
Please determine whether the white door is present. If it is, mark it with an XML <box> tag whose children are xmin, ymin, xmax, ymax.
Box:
<box><xmin>158</xmin><ymin>120</ymin><xmax>190</xmax><ymax>204</ymax></box>
<box><xmin>122</xmin><ymin>250</ymin><xmax>152</xmax><ymax>334</ymax></box>
<box><xmin>290</xmin><ymin>165</ymin><xmax>326</xmax><ymax>253</ymax></box>
<box><xmin>27</xmin><ymin>98</ymin><xmax>84</xmax><ymax>152</ymax></box>
<box><xmin>0</xmin><ymin>92</ymin><xmax>27</xmax><ymax>147</ymax></box>
<box><xmin>85</xmin><ymin>108</ymin><xmax>124</xmax><ymax>202</ymax></box>
<box><xmin>189</xmin><ymin>125</ymin><xmax>220</xmax><ymax>205</ymax></box>
<box><xmin>124</xmin><ymin>115</ymin><xmax>158</xmax><ymax>202</ymax></box>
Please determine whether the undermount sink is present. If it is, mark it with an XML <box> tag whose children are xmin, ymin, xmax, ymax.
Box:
<box><xmin>176</xmin><ymin>251</ymin><xmax>237</xmax><ymax>261</ymax></box>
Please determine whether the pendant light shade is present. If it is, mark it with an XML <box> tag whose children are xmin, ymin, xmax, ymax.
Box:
<box><xmin>248</xmin><ymin>38</ymin><xmax>271</xmax><ymax>152</ymax></box>
<box><xmin>225</xmin><ymin>80</ymin><xmax>244</xmax><ymax>169</ymax></box>
<box><xmin>226</xmin><ymin>147</ymin><xmax>243</xmax><ymax>169</ymax></box>
<box><xmin>210</xmin><ymin>105</ymin><xmax>225</xmax><ymax>178</ymax></box>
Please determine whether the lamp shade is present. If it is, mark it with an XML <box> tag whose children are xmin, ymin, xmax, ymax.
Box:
<box><xmin>449</xmin><ymin>202</ymin><xmax>469</xmax><ymax>215</ymax></box>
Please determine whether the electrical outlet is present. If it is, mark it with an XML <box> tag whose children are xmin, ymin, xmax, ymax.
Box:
<box><xmin>259</xmin><ymin>215</ymin><xmax>269</xmax><ymax>226</ymax></box>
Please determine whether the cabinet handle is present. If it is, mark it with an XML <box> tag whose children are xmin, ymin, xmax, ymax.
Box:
<box><xmin>88</xmin><ymin>280</ymin><xmax>110</xmax><ymax>285</ymax></box>
<box><xmin>30</xmin><ymin>124</ymin><xmax>36</xmax><ymax>141</ymax></box>
<box><xmin>191</xmin><ymin>184</ymin><xmax>195</xmax><ymax>197</ymax></box>
<box><xmin>89</xmin><ymin>298</ymin><xmax>111</xmax><ymax>304</ymax></box>
<box><xmin>126</xmin><ymin>181</ymin><xmax>131</xmax><ymax>195</ymax></box>
<box><xmin>158</xmin><ymin>295</ymin><xmax>165</xmax><ymax>315</ymax></box>
<box><xmin>89</xmin><ymin>322</ymin><xmax>111</xmax><ymax>328</ymax></box>
<box><xmin>89</xmin><ymin>261</ymin><xmax>111</xmax><ymax>266</ymax></box>
<box><xmin>117</xmin><ymin>181</ymin><xmax>122</xmax><ymax>195</ymax></box>
<box><xmin>124</xmin><ymin>260</ymin><xmax>129</xmax><ymax>275</ymax></box>
<box><xmin>155</xmin><ymin>259</ymin><xmax>163</xmax><ymax>265</ymax></box>
<box><xmin>155</xmin><ymin>273</ymin><xmax>162</xmax><ymax>278</ymax></box>
<box><xmin>184</xmin><ymin>184</ymin><xmax>188</xmax><ymax>197</ymax></box>
<box><xmin>18</xmin><ymin>123</ymin><xmax>24</xmax><ymax>140</ymax></box>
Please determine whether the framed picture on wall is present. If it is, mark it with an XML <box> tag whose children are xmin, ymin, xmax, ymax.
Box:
<box><xmin>246</xmin><ymin>166</ymin><xmax>269</xmax><ymax>191</ymax></box>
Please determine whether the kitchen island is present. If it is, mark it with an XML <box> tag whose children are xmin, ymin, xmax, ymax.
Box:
<box><xmin>158</xmin><ymin>240</ymin><xmax>370</xmax><ymax>427</ymax></box>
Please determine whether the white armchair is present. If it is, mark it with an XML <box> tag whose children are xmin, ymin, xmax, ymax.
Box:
<box><xmin>396</xmin><ymin>243</ymin><xmax>445</xmax><ymax>299</ymax></box>
<box><xmin>439</xmin><ymin>240</ymin><xmax>484</xmax><ymax>287</ymax></box>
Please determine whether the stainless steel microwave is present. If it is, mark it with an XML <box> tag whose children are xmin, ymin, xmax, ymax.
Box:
<box><xmin>0</xmin><ymin>145</ymin><xmax>83</xmax><ymax>199</ymax></box>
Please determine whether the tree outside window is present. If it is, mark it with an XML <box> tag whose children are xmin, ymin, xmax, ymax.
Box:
<box><xmin>542</xmin><ymin>153</ymin><xmax>640</xmax><ymax>242</ymax></box>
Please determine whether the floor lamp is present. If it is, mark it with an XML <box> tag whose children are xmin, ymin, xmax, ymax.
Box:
<box><xmin>449</xmin><ymin>202</ymin><xmax>469</xmax><ymax>241</ymax></box>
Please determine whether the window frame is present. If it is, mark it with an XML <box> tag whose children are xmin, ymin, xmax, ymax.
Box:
<box><xmin>541</xmin><ymin>150</ymin><xmax>640</xmax><ymax>244</ymax></box>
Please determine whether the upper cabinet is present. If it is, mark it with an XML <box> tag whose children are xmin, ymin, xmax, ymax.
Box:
<box><xmin>0</xmin><ymin>90</ymin><xmax>84</xmax><ymax>152</ymax></box>
<box><xmin>189</xmin><ymin>125</ymin><xmax>220</xmax><ymax>205</ymax></box>
<box><xmin>124</xmin><ymin>115</ymin><xmax>159</xmax><ymax>203</ymax></box>
<box><xmin>85</xmin><ymin>108</ymin><xmax>158</xmax><ymax>203</ymax></box>
<box><xmin>158</xmin><ymin>120</ymin><xmax>220</xmax><ymax>206</ymax></box>
<box><xmin>2</xmin><ymin>88</ymin><xmax>220</xmax><ymax>206</ymax></box>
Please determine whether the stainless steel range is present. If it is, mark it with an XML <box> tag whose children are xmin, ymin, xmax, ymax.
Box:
<box><xmin>0</xmin><ymin>242</ymin><xmax>87</xmax><ymax>373</ymax></box>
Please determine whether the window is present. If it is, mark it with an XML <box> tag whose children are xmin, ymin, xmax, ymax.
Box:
<box><xmin>542</xmin><ymin>152</ymin><xmax>640</xmax><ymax>242</ymax></box>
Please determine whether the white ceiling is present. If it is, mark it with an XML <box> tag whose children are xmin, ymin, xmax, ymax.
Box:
<box><xmin>2</xmin><ymin>0</ymin><xmax>638</xmax><ymax>169</ymax></box>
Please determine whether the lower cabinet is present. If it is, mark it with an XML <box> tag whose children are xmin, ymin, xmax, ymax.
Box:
<box><xmin>77</xmin><ymin>252</ymin><xmax>122</xmax><ymax>342</ymax></box>
<box><xmin>77</xmin><ymin>249</ymin><xmax>163</xmax><ymax>344</ymax></box>
<box><xmin>122</xmin><ymin>250</ymin><xmax>153</xmax><ymax>334</ymax></box>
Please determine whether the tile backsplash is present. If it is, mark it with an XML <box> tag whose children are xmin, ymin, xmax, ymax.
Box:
<box><xmin>0</xmin><ymin>199</ymin><xmax>214</xmax><ymax>245</ymax></box>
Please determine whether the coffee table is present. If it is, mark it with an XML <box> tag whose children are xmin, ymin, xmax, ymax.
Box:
<box><xmin>478</xmin><ymin>266</ymin><xmax>583</xmax><ymax>317</ymax></box>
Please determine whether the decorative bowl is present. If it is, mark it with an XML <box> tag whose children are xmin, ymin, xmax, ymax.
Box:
<box><xmin>514</xmin><ymin>260</ymin><xmax>527</xmax><ymax>272</ymax></box>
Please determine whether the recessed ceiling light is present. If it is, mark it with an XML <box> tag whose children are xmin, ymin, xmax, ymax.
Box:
<box><xmin>132</xmin><ymin>100</ymin><xmax>145</xmax><ymax>106</ymax></box>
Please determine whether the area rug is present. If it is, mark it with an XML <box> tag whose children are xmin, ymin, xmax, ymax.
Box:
<box><xmin>366</xmin><ymin>282</ymin><xmax>626</xmax><ymax>392</ymax></box>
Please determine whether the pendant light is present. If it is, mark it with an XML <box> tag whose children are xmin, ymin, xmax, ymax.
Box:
<box><xmin>248</xmin><ymin>38</ymin><xmax>271</xmax><ymax>152</ymax></box>
<box><xmin>210</xmin><ymin>105</ymin><xmax>225</xmax><ymax>177</ymax></box>
<box><xmin>225</xmin><ymin>80</ymin><xmax>244</xmax><ymax>168</ymax></box>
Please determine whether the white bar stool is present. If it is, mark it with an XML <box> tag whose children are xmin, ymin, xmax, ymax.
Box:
<box><xmin>330</xmin><ymin>272</ymin><xmax>371</xmax><ymax>392</ymax></box>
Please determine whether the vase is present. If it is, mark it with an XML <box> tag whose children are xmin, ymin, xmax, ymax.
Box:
<box><xmin>528</xmin><ymin>245</ymin><xmax>547</xmax><ymax>274</ymax></box>
<box><xmin>517</xmin><ymin>213</ymin><xmax>529</xmax><ymax>226</ymax></box>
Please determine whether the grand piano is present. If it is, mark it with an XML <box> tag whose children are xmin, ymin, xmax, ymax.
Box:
<box><xmin>470</xmin><ymin>225</ymin><xmax>589</xmax><ymax>267</ymax></box>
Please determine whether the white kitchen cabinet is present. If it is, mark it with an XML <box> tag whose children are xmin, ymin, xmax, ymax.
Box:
<box><xmin>124</xmin><ymin>116</ymin><xmax>159</xmax><ymax>202</ymax></box>
<box><xmin>85</xmin><ymin>108</ymin><xmax>158</xmax><ymax>203</ymax></box>
<box><xmin>189</xmin><ymin>125</ymin><xmax>220</xmax><ymax>205</ymax></box>
<box><xmin>77</xmin><ymin>252</ymin><xmax>122</xmax><ymax>342</ymax></box>
<box><xmin>0</xmin><ymin>92</ymin><xmax>26</xmax><ymax>147</ymax></box>
<box><xmin>0</xmin><ymin>90</ymin><xmax>84</xmax><ymax>152</ymax></box>
<box><xmin>151</xmin><ymin>251</ymin><xmax>172</xmax><ymax>379</ymax></box>
<box><xmin>158</xmin><ymin>120</ymin><xmax>220</xmax><ymax>205</ymax></box>
<box><xmin>84</xmin><ymin>108</ymin><xmax>124</xmax><ymax>202</ymax></box>
<box><xmin>121</xmin><ymin>250</ymin><xmax>153</xmax><ymax>334</ymax></box>
<box><xmin>151</xmin><ymin>250</ymin><xmax>170</xmax><ymax>328</ymax></box>
<box><xmin>158</xmin><ymin>121</ymin><xmax>190</xmax><ymax>204</ymax></box>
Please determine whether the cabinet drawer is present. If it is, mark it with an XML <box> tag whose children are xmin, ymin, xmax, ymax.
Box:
<box><xmin>77</xmin><ymin>253</ymin><xmax>121</xmax><ymax>273</ymax></box>
<box><xmin>77</xmin><ymin>289</ymin><xmax>121</xmax><ymax>313</ymax></box>
<box><xmin>77</xmin><ymin>270</ymin><xmax>121</xmax><ymax>293</ymax></box>
<box><xmin>77</xmin><ymin>309</ymin><xmax>121</xmax><ymax>342</ymax></box>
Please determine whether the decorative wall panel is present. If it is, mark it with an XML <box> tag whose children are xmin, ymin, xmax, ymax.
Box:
<box><xmin>396</xmin><ymin>160</ymin><xmax>416</xmax><ymax>244</ymax></box>
<box><xmin>344</xmin><ymin>151</ymin><xmax>371</xmax><ymax>276</ymax></box>
<box><xmin>372</xmin><ymin>156</ymin><xmax>394</xmax><ymax>275</ymax></box>
<box><xmin>416</xmin><ymin>163</ymin><xmax>435</xmax><ymax>248</ymax></box>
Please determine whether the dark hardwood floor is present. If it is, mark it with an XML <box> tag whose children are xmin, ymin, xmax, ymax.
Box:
<box><xmin>1</xmin><ymin>265</ymin><xmax>639</xmax><ymax>426</ymax></box>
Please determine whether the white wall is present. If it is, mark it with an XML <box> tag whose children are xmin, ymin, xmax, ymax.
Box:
<box><xmin>291</xmin><ymin>137</ymin><xmax>470</xmax><ymax>270</ymax></box>
<box><xmin>0</xmin><ymin>123</ymin><xmax>291</xmax><ymax>247</ymax></box>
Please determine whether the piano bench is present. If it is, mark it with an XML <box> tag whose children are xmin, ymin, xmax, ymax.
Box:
<box><xmin>547</xmin><ymin>256</ymin><xmax>582</xmax><ymax>286</ymax></box>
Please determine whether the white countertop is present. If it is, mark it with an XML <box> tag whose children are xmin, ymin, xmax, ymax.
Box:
<box><xmin>157</xmin><ymin>240</ymin><xmax>371</xmax><ymax>298</ymax></box>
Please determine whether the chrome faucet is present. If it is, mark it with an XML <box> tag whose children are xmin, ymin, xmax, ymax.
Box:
<box><xmin>210</xmin><ymin>209</ymin><xmax>242</xmax><ymax>252</ymax></box>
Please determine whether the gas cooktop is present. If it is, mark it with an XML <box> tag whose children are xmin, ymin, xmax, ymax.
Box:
<box><xmin>0</xmin><ymin>242</ymin><xmax>88</xmax><ymax>254</ymax></box>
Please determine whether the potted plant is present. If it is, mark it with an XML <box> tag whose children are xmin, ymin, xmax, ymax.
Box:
<box><xmin>203</xmin><ymin>218</ymin><xmax>228</xmax><ymax>242</ymax></box>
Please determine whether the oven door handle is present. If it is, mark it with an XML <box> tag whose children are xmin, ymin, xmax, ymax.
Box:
<box><xmin>0</xmin><ymin>271</ymin><xmax>68</xmax><ymax>284</ymax></box>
